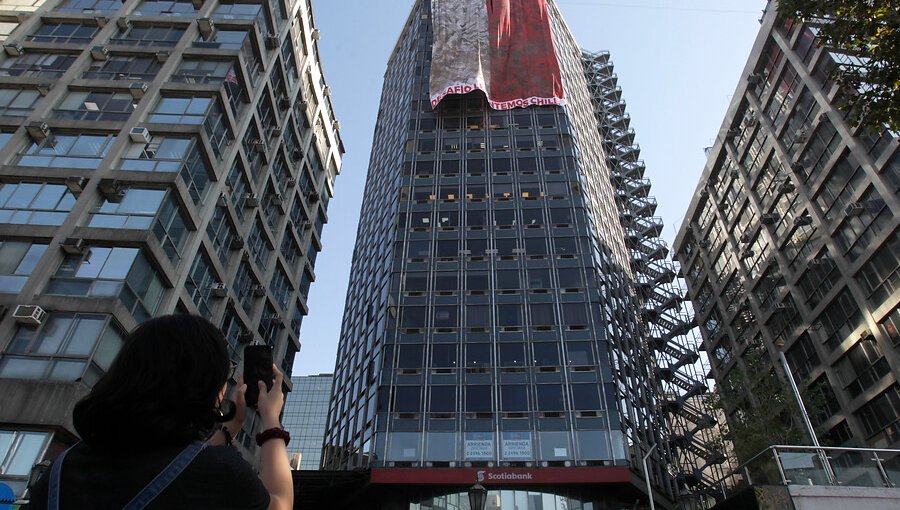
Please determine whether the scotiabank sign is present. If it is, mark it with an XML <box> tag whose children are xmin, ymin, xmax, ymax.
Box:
<box><xmin>371</xmin><ymin>467</ymin><xmax>631</xmax><ymax>486</ymax></box>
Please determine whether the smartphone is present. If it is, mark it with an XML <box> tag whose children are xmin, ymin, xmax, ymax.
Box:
<box><xmin>243</xmin><ymin>345</ymin><xmax>274</xmax><ymax>408</ymax></box>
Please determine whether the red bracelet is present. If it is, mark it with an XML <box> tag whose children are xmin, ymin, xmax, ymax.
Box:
<box><xmin>256</xmin><ymin>427</ymin><xmax>290</xmax><ymax>447</ymax></box>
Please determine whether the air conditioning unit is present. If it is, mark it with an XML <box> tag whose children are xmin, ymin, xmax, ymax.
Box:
<box><xmin>770</xmin><ymin>303</ymin><xmax>792</xmax><ymax>311</ymax></box>
<box><xmin>794</xmin><ymin>128</ymin><xmax>809</xmax><ymax>143</ymax></box>
<box><xmin>739</xmin><ymin>232</ymin><xmax>753</xmax><ymax>244</ymax></box>
<box><xmin>128</xmin><ymin>81</ymin><xmax>147</xmax><ymax>99</ymax></box>
<box><xmin>98</xmin><ymin>179</ymin><xmax>124</xmax><ymax>202</ymax></box>
<box><xmin>26</xmin><ymin>121</ymin><xmax>50</xmax><ymax>142</ymax></box>
<box><xmin>197</xmin><ymin>18</ymin><xmax>214</xmax><ymax>38</ymax></box>
<box><xmin>809</xmin><ymin>257</ymin><xmax>832</xmax><ymax>267</ymax></box>
<box><xmin>129</xmin><ymin>126</ymin><xmax>151</xmax><ymax>143</ymax></box>
<box><xmin>238</xmin><ymin>330</ymin><xmax>254</xmax><ymax>343</ymax></box>
<box><xmin>216</xmin><ymin>193</ymin><xmax>227</xmax><ymax>207</ymax></box>
<box><xmin>251</xmin><ymin>139</ymin><xmax>265</xmax><ymax>152</ymax></box>
<box><xmin>65</xmin><ymin>176</ymin><xmax>88</xmax><ymax>195</ymax></box>
<box><xmin>116</xmin><ymin>17</ymin><xmax>131</xmax><ymax>30</ymax></box>
<box><xmin>244</xmin><ymin>193</ymin><xmax>259</xmax><ymax>207</ymax></box>
<box><xmin>311</xmin><ymin>28</ymin><xmax>321</xmax><ymax>40</ymax></box>
<box><xmin>332</xmin><ymin>120</ymin><xmax>341</xmax><ymax>131</ymax></box>
<box><xmin>269</xmin><ymin>127</ymin><xmax>282</xmax><ymax>138</ymax></box>
<box><xmin>791</xmin><ymin>161</ymin><xmax>805</xmax><ymax>172</ymax></box>
<box><xmin>699</xmin><ymin>189</ymin><xmax>710</xmax><ymax>199</ymax></box>
<box><xmin>793</xmin><ymin>215</ymin><xmax>813</xmax><ymax>227</ymax></box>
<box><xmin>278</xmin><ymin>97</ymin><xmax>291</xmax><ymax>110</ymax></box>
<box><xmin>760</xmin><ymin>213</ymin><xmax>779</xmax><ymax>225</ymax></box>
<box><xmin>3</xmin><ymin>43</ymin><xmax>23</xmax><ymax>56</ymax></box>
<box><xmin>271</xmin><ymin>193</ymin><xmax>283</xmax><ymax>206</ymax></box>
<box><xmin>290</xmin><ymin>149</ymin><xmax>302</xmax><ymax>161</ymax></box>
<box><xmin>191</xmin><ymin>0</ymin><xmax>203</xmax><ymax>8</ymax></box>
<box><xmin>268</xmin><ymin>313</ymin><xmax>282</xmax><ymax>322</ymax></box>
<box><xmin>307</xmin><ymin>191</ymin><xmax>320</xmax><ymax>203</ymax></box>
<box><xmin>13</xmin><ymin>305</ymin><xmax>46</xmax><ymax>326</ymax></box>
<box><xmin>94</xmin><ymin>16</ymin><xmax>109</xmax><ymax>27</ymax></box>
<box><xmin>324</xmin><ymin>86</ymin><xmax>332</xmax><ymax>97</ymax></box>
<box><xmin>747</xmin><ymin>73</ymin><xmax>764</xmax><ymax>85</ymax></box>
<box><xmin>229</xmin><ymin>237</ymin><xmax>244</xmax><ymax>250</ymax></box>
<box><xmin>778</xmin><ymin>181</ymin><xmax>796</xmax><ymax>194</ymax></box>
<box><xmin>60</xmin><ymin>237</ymin><xmax>86</xmax><ymax>255</ymax></box>
<box><xmin>155</xmin><ymin>51</ymin><xmax>170</xmax><ymax>62</ymax></box>
<box><xmin>210</xmin><ymin>282</ymin><xmax>227</xmax><ymax>298</ymax></box>
<box><xmin>90</xmin><ymin>46</ymin><xmax>109</xmax><ymax>61</ymax></box>
<box><xmin>730</xmin><ymin>168</ymin><xmax>740</xmax><ymax>179</ymax></box>
<box><xmin>286</xmin><ymin>178</ymin><xmax>296</xmax><ymax>186</ymax></box>
<box><xmin>300</xmin><ymin>220</ymin><xmax>312</xmax><ymax>230</ymax></box>
<box><xmin>844</xmin><ymin>202</ymin><xmax>866</xmax><ymax>216</ymax></box>
<box><xmin>740</xmin><ymin>249</ymin><xmax>754</xmax><ymax>259</ymax></box>
<box><xmin>724</xmin><ymin>128</ymin><xmax>740</xmax><ymax>139</ymax></box>
<box><xmin>250</xmin><ymin>284</ymin><xmax>266</xmax><ymax>296</ymax></box>
<box><xmin>265</xmin><ymin>34</ymin><xmax>279</xmax><ymax>49</ymax></box>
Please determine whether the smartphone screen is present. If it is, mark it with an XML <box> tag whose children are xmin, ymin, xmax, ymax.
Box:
<box><xmin>243</xmin><ymin>345</ymin><xmax>274</xmax><ymax>408</ymax></box>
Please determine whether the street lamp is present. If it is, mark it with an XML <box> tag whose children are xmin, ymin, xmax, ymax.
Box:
<box><xmin>468</xmin><ymin>480</ymin><xmax>487</xmax><ymax>510</ymax></box>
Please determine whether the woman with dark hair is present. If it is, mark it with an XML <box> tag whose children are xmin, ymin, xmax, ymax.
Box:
<box><xmin>27</xmin><ymin>314</ymin><xmax>294</xmax><ymax>510</ymax></box>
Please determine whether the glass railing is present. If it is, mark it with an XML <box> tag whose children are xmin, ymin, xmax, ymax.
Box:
<box><xmin>710</xmin><ymin>445</ymin><xmax>899</xmax><ymax>506</ymax></box>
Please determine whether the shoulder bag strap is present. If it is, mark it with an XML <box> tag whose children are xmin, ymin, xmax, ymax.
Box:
<box><xmin>47</xmin><ymin>446</ymin><xmax>76</xmax><ymax>510</ymax></box>
<box><xmin>121</xmin><ymin>440</ymin><xmax>208</xmax><ymax>510</ymax></box>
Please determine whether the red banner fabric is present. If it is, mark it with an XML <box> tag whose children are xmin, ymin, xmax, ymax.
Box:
<box><xmin>430</xmin><ymin>0</ymin><xmax>565</xmax><ymax>110</ymax></box>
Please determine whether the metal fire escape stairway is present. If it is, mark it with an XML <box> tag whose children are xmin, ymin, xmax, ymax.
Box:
<box><xmin>582</xmin><ymin>51</ymin><xmax>730</xmax><ymax>505</ymax></box>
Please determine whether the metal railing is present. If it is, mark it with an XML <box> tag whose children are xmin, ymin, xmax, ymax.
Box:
<box><xmin>710</xmin><ymin>445</ymin><xmax>900</xmax><ymax>505</ymax></box>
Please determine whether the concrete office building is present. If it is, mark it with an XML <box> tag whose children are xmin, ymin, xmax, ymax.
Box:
<box><xmin>673</xmin><ymin>3</ymin><xmax>899</xmax><ymax>461</ymax></box>
<box><xmin>282</xmin><ymin>373</ymin><xmax>332</xmax><ymax>469</ymax></box>
<box><xmin>320</xmin><ymin>1</ymin><xmax>725</xmax><ymax>508</ymax></box>
<box><xmin>0</xmin><ymin>0</ymin><xmax>342</xmax><ymax>498</ymax></box>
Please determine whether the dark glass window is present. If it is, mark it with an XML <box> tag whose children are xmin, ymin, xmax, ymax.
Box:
<box><xmin>496</xmin><ymin>270</ymin><xmax>520</xmax><ymax>290</ymax></box>
<box><xmin>466</xmin><ymin>305</ymin><xmax>490</xmax><ymax>328</ymax></box>
<box><xmin>530</xmin><ymin>304</ymin><xmax>556</xmax><ymax>327</ymax></box>
<box><xmin>566</xmin><ymin>342</ymin><xmax>594</xmax><ymax>365</ymax></box>
<box><xmin>524</xmin><ymin>238</ymin><xmax>547</xmax><ymax>255</ymax></box>
<box><xmin>499</xmin><ymin>343</ymin><xmax>525</xmax><ymax>366</ymax></box>
<box><xmin>557</xmin><ymin>268</ymin><xmax>582</xmax><ymax>288</ymax></box>
<box><xmin>434</xmin><ymin>271</ymin><xmax>457</xmax><ymax>290</ymax></box>
<box><xmin>404</xmin><ymin>273</ymin><xmax>427</xmax><ymax>292</ymax></box>
<box><xmin>536</xmin><ymin>384</ymin><xmax>565</xmax><ymax>411</ymax></box>
<box><xmin>467</xmin><ymin>238</ymin><xmax>487</xmax><ymax>256</ymax></box>
<box><xmin>431</xmin><ymin>344</ymin><xmax>457</xmax><ymax>367</ymax></box>
<box><xmin>401</xmin><ymin>306</ymin><xmax>426</xmax><ymax>328</ymax></box>
<box><xmin>430</xmin><ymin>386</ymin><xmax>456</xmax><ymax>412</ymax></box>
<box><xmin>553</xmin><ymin>237</ymin><xmax>577</xmax><ymax>255</ymax></box>
<box><xmin>433</xmin><ymin>306</ymin><xmax>458</xmax><ymax>327</ymax></box>
<box><xmin>466</xmin><ymin>385</ymin><xmax>492</xmax><ymax>412</ymax></box>
<box><xmin>571</xmin><ymin>384</ymin><xmax>601</xmax><ymax>410</ymax></box>
<box><xmin>562</xmin><ymin>303</ymin><xmax>588</xmax><ymax>326</ymax></box>
<box><xmin>533</xmin><ymin>343</ymin><xmax>559</xmax><ymax>366</ymax></box>
<box><xmin>527</xmin><ymin>268</ymin><xmax>551</xmax><ymax>289</ymax></box>
<box><xmin>393</xmin><ymin>386</ymin><xmax>421</xmax><ymax>413</ymax></box>
<box><xmin>397</xmin><ymin>344</ymin><xmax>423</xmax><ymax>368</ymax></box>
<box><xmin>466</xmin><ymin>343</ymin><xmax>490</xmax><ymax>367</ymax></box>
<box><xmin>501</xmin><ymin>385</ymin><xmax>528</xmax><ymax>411</ymax></box>
<box><xmin>496</xmin><ymin>238</ymin><xmax>517</xmax><ymax>256</ymax></box>
<box><xmin>466</xmin><ymin>271</ymin><xmax>489</xmax><ymax>291</ymax></box>
<box><xmin>497</xmin><ymin>304</ymin><xmax>522</xmax><ymax>327</ymax></box>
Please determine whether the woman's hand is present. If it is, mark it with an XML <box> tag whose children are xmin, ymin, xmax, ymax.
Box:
<box><xmin>257</xmin><ymin>364</ymin><xmax>285</xmax><ymax>429</ymax></box>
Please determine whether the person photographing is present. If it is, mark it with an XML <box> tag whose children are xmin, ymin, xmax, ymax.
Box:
<box><xmin>27</xmin><ymin>315</ymin><xmax>294</xmax><ymax>510</ymax></box>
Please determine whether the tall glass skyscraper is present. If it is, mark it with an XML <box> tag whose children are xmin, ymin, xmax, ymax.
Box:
<box><xmin>322</xmin><ymin>1</ymin><xmax>724</xmax><ymax>507</ymax></box>
<box><xmin>282</xmin><ymin>373</ymin><xmax>332</xmax><ymax>469</ymax></box>
<box><xmin>0</xmin><ymin>0</ymin><xmax>342</xmax><ymax>498</ymax></box>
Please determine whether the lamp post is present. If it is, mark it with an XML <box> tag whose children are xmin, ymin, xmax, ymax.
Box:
<box><xmin>642</xmin><ymin>444</ymin><xmax>657</xmax><ymax>510</ymax></box>
<box><xmin>468</xmin><ymin>479</ymin><xmax>487</xmax><ymax>510</ymax></box>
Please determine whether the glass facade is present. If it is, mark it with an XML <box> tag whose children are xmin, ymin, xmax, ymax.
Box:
<box><xmin>0</xmin><ymin>0</ymin><xmax>342</xmax><ymax>498</ymax></box>
<box><xmin>323</xmin><ymin>1</ymin><xmax>710</xmax><ymax>503</ymax></box>
<box><xmin>675</xmin><ymin>10</ymin><xmax>900</xmax><ymax>456</ymax></box>
<box><xmin>282</xmin><ymin>374</ymin><xmax>332</xmax><ymax>469</ymax></box>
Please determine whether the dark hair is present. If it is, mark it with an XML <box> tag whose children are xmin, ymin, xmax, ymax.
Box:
<box><xmin>73</xmin><ymin>314</ymin><xmax>231</xmax><ymax>450</ymax></box>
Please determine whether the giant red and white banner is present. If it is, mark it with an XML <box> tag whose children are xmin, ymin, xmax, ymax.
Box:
<box><xmin>430</xmin><ymin>0</ymin><xmax>565</xmax><ymax>110</ymax></box>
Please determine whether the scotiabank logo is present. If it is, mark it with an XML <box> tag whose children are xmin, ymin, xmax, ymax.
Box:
<box><xmin>476</xmin><ymin>470</ymin><xmax>535</xmax><ymax>482</ymax></box>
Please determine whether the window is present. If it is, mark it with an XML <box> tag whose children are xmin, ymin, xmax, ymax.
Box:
<box><xmin>16</xmin><ymin>133</ymin><xmax>114</xmax><ymax>168</ymax></box>
<box><xmin>48</xmin><ymin>247</ymin><xmax>164</xmax><ymax>321</ymax></box>
<box><xmin>836</xmin><ymin>338</ymin><xmax>891</xmax><ymax>398</ymax></box>
<box><xmin>855</xmin><ymin>236</ymin><xmax>899</xmax><ymax>306</ymax></box>
<box><xmin>855</xmin><ymin>384</ymin><xmax>900</xmax><ymax>446</ymax></box>
<box><xmin>213</xmin><ymin>2</ymin><xmax>263</xmax><ymax>21</ymax></box>
<box><xmin>0</xmin><ymin>182</ymin><xmax>76</xmax><ymax>225</ymax></box>
<box><xmin>89</xmin><ymin>188</ymin><xmax>165</xmax><ymax>229</ymax></box>
<box><xmin>206</xmin><ymin>205</ymin><xmax>236</xmax><ymax>264</ymax></box>
<box><xmin>818</xmin><ymin>289</ymin><xmax>864</xmax><ymax>352</ymax></box>
<box><xmin>184</xmin><ymin>251</ymin><xmax>216</xmax><ymax>316</ymax></box>
<box><xmin>0</xmin><ymin>241</ymin><xmax>47</xmax><ymax>294</ymax></box>
<box><xmin>120</xmin><ymin>137</ymin><xmax>212</xmax><ymax>204</ymax></box>
<box><xmin>0</xmin><ymin>313</ymin><xmax>122</xmax><ymax>385</ymax></box>
<box><xmin>55</xmin><ymin>0</ymin><xmax>120</xmax><ymax>13</ymax></box>
<box><xmin>110</xmin><ymin>25</ymin><xmax>185</xmax><ymax>46</ymax></box>
<box><xmin>82</xmin><ymin>55</ymin><xmax>161</xmax><ymax>81</ymax></box>
<box><xmin>465</xmin><ymin>385</ymin><xmax>492</xmax><ymax>412</ymax></box>
<box><xmin>269</xmin><ymin>266</ymin><xmax>291</xmax><ymax>309</ymax></box>
<box><xmin>133</xmin><ymin>0</ymin><xmax>196</xmax><ymax>16</ymax></box>
<box><xmin>152</xmin><ymin>194</ymin><xmax>190</xmax><ymax>263</ymax></box>
<box><xmin>172</xmin><ymin>60</ymin><xmax>244</xmax><ymax>114</ymax></box>
<box><xmin>55</xmin><ymin>91</ymin><xmax>137</xmax><ymax>121</ymax></box>
<box><xmin>28</xmin><ymin>22</ymin><xmax>99</xmax><ymax>43</ymax></box>
<box><xmin>0</xmin><ymin>88</ymin><xmax>41</xmax><ymax>116</ymax></box>
<box><xmin>0</xmin><ymin>52</ymin><xmax>76</xmax><ymax>78</ymax></box>
<box><xmin>149</xmin><ymin>97</ymin><xmax>231</xmax><ymax>158</ymax></box>
<box><xmin>0</xmin><ymin>429</ymin><xmax>49</xmax><ymax>497</ymax></box>
<box><xmin>194</xmin><ymin>29</ymin><xmax>248</xmax><ymax>50</ymax></box>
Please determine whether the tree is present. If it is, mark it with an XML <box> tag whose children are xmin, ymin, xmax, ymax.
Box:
<box><xmin>776</xmin><ymin>0</ymin><xmax>900</xmax><ymax>132</ymax></box>
<box><xmin>704</xmin><ymin>353</ymin><xmax>829</xmax><ymax>463</ymax></box>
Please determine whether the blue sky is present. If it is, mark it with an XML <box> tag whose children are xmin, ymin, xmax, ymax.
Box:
<box><xmin>294</xmin><ymin>0</ymin><xmax>768</xmax><ymax>376</ymax></box>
